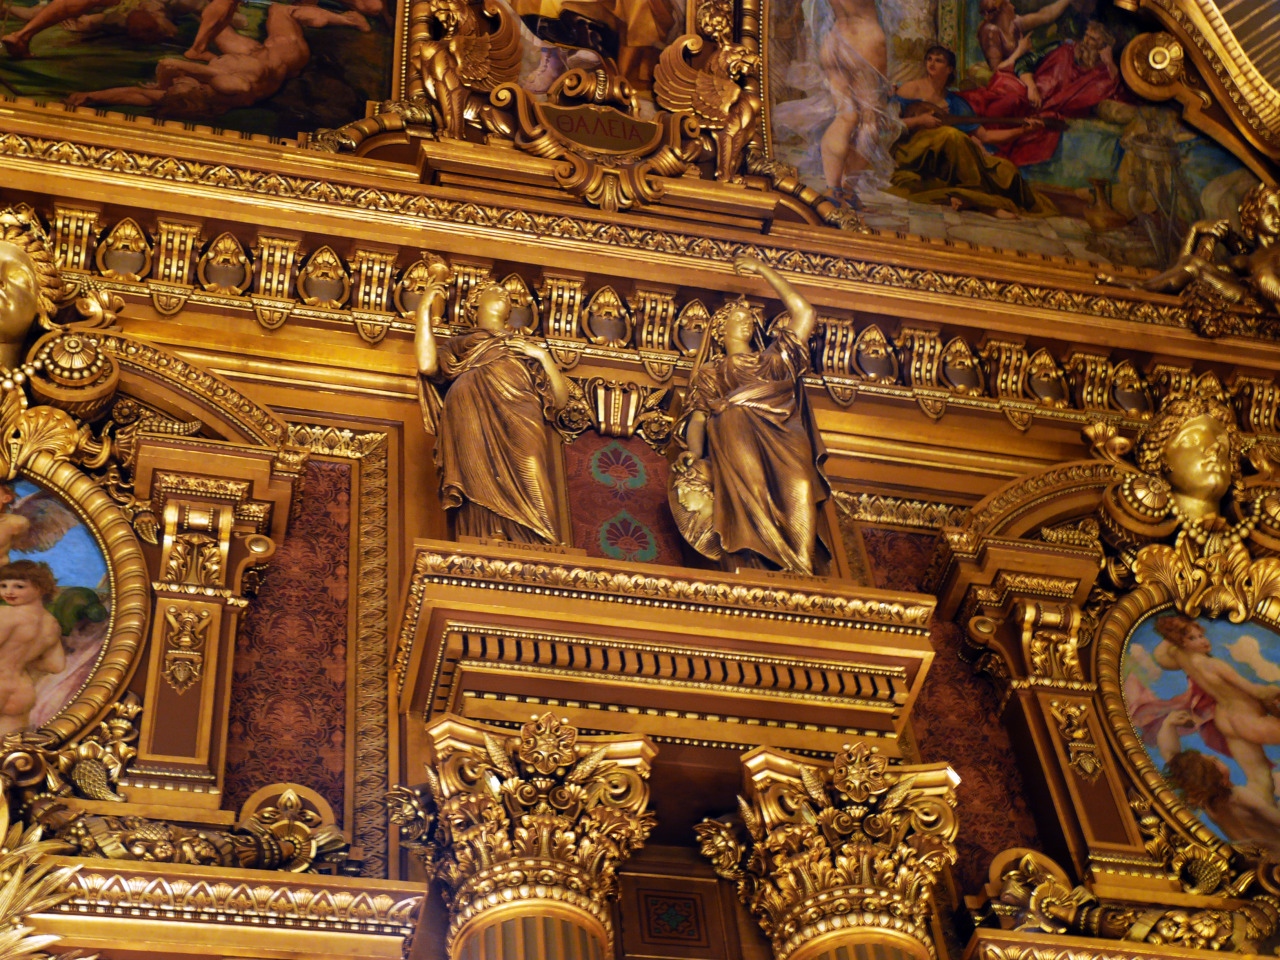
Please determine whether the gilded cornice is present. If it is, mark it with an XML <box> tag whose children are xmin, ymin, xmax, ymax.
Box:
<box><xmin>397</xmin><ymin>546</ymin><xmax>934</xmax><ymax>691</ymax></box>
<box><xmin>0</xmin><ymin>125</ymin><xmax>1196</xmax><ymax>336</ymax></box>
<box><xmin>835</xmin><ymin>492</ymin><xmax>969</xmax><ymax>532</ymax></box>
<box><xmin>47</xmin><ymin>856</ymin><xmax>422</xmax><ymax>936</ymax></box>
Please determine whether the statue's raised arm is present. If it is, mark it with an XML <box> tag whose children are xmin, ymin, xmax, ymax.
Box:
<box><xmin>732</xmin><ymin>255</ymin><xmax>817</xmax><ymax>344</ymax></box>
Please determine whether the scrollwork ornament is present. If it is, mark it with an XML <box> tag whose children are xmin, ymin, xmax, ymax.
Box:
<box><xmin>697</xmin><ymin>742</ymin><xmax>958</xmax><ymax>960</ymax></box>
<box><xmin>386</xmin><ymin>713</ymin><xmax>655</xmax><ymax>953</ymax></box>
<box><xmin>29</xmin><ymin>785</ymin><xmax>348</xmax><ymax>872</ymax></box>
<box><xmin>981</xmin><ymin>850</ymin><xmax>1278</xmax><ymax>951</ymax></box>
<box><xmin>1</xmin><ymin>694</ymin><xmax>142</xmax><ymax>807</ymax></box>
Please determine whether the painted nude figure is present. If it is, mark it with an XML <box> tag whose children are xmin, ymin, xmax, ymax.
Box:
<box><xmin>1162</xmin><ymin>743</ymin><xmax>1280</xmax><ymax>855</ymax></box>
<box><xmin>64</xmin><ymin>3</ymin><xmax>368</xmax><ymax>118</ymax></box>
<box><xmin>1153</xmin><ymin>615</ymin><xmax>1280</xmax><ymax>805</ymax></box>
<box><xmin>0</xmin><ymin>560</ymin><xmax>63</xmax><ymax>737</ymax></box>
<box><xmin>817</xmin><ymin>0</ymin><xmax>888</xmax><ymax>201</ymax></box>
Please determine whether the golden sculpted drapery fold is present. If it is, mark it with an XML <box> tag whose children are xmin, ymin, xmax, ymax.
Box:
<box><xmin>427</xmin><ymin>329</ymin><xmax>563</xmax><ymax>545</ymax></box>
<box><xmin>685</xmin><ymin>326</ymin><xmax>830</xmax><ymax>573</ymax></box>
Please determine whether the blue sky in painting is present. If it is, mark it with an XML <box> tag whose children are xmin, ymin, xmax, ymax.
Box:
<box><xmin>7</xmin><ymin>479</ymin><xmax>108</xmax><ymax>594</ymax></box>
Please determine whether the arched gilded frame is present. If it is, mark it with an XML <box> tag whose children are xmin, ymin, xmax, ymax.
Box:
<box><xmin>1097</xmin><ymin>582</ymin><xmax>1280</xmax><ymax>854</ymax></box>
<box><xmin>15</xmin><ymin>452</ymin><xmax>149</xmax><ymax>746</ymax></box>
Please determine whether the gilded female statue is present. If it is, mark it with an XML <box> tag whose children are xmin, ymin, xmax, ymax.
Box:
<box><xmin>669</xmin><ymin>255</ymin><xmax>830</xmax><ymax>575</ymax></box>
<box><xmin>415</xmin><ymin>267</ymin><xmax>570</xmax><ymax>544</ymax></box>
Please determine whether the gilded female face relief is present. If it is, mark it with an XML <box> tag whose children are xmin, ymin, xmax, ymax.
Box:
<box><xmin>0</xmin><ymin>241</ymin><xmax>40</xmax><ymax>369</ymax></box>
<box><xmin>1162</xmin><ymin>414</ymin><xmax>1233</xmax><ymax>518</ymax></box>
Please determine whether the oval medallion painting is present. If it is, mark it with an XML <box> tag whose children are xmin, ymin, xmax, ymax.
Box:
<box><xmin>0</xmin><ymin>478</ymin><xmax>109</xmax><ymax>736</ymax></box>
<box><xmin>1124</xmin><ymin>612</ymin><xmax>1280</xmax><ymax>856</ymax></box>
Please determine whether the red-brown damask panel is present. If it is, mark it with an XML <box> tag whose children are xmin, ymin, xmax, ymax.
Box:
<box><xmin>563</xmin><ymin>434</ymin><xmax>684</xmax><ymax>566</ymax></box>
<box><xmin>860</xmin><ymin>527</ymin><xmax>1042</xmax><ymax>891</ymax></box>
<box><xmin>224</xmin><ymin>460</ymin><xmax>350</xmax><ymax>824</ymax></box>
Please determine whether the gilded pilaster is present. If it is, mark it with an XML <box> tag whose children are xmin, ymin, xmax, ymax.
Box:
<box><xmin>696</xmin><ymin>742</ymin><xmax>958</xmax><ymax>960</ymax></box>
<box><xmin>387</xmin><ymin>712</ymin><xmax>656</xmax><ymax>960</ymax></box>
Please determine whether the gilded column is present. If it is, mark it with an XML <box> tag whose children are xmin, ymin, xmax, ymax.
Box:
<box><xmin>388</xmin><ymin>713</ymin><xmax>656</xmax><ymax>960</ymax></box>
<box><xmin>697</xmin><ymin>742</ymin><xmax>958</xmax><ymax>960</ymax></box>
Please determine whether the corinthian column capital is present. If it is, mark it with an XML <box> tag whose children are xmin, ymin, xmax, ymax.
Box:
<box><xmin>697</xmin><ymin>742</ymin><xmax>959</xmax><ymax>960</ymax></box>
<box><xmin>388</xmin><ymin>712</ymin><xmax>656</xmax><ymax>959</ymax></box>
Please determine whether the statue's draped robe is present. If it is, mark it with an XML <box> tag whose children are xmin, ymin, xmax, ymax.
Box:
<box><xmin>426</xmin><ymin>330</ymin><xmax>560</xmax><ymax>544</ymax></box>
<box><xmin>687</xmin><ymin>327</ymin><xmax>830</xmax><ymax>573</ymax></box>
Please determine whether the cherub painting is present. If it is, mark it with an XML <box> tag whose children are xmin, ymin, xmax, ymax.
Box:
<box><xmin>0</xmin><ymin>479</ymin><xmax>110</xmax><ymax>737</ymax></box>
<box><xmin>1125</xmin><ymin>613</ymin><xmax>1280</xmax><ymax>855</ymax></box>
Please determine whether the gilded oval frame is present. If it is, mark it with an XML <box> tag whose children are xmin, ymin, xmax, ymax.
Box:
<box><xmin>17</xmin><ymin>450</ymin><xmax>149</xmax><ymax>745</ymax></box>
<box><xmin>1095</xmin><ymin>581</ymin><xmax>1280</xmax><ymax>851</ymax></box>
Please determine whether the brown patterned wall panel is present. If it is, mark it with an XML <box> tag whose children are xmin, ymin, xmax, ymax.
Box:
<box><xmin>860</xmin><ymin>528</ymin><xmax>1042</xmax><ymax>891</ymax></box>
<box><xmin>619</xmin><ymin>872</ymin><xmax>734</xmax><ymax>959</ymax></box>
<box><xmin>223</xmin><ymin>460</ymin><xmax>350</xmax><ymax>823</ymax></box>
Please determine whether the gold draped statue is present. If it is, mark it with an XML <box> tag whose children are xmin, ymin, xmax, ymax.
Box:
<box><xmin>669</xmin><ymin>255</ymin><xmax>830</xmax><ymax>575</ymax></box>
<box><xmin>415</xmin><ymin>265</ymin><xmax>570</xmax><ymax>545</ymax></box>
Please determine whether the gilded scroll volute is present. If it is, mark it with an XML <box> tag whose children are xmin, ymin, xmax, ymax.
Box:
<box><xmin>697</xmin><ymin>742</ymin><xmax>958</xmax><ymax>960</ymax></box>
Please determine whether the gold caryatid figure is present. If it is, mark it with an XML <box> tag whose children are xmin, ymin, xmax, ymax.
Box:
<box><xmin>0</xmin><ymin>206</ymin><xmax>66</xmax><ymax>369</ymax></box>
<box><xmin>416</xmin><ymin>265</ymin><xmax>570</xmax><ymax>545</ymax></box>
<box><xmin>669</xmin><ymin>255</ymin><xmax>830</xmax><ymax>575</ymax></box>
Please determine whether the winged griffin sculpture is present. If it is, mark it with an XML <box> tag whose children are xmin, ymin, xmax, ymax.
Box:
<box><xmin>655</xmin><ymin>36</ymin><xmax>761</xmax><ymax>183</ymax></box>
<box><xmin>410</xmin><ymin>0</ymin><xmax>521</xmax><ymax>140</ymax></box>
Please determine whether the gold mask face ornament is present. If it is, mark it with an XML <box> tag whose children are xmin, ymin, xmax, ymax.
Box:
<box><xmin>0</xmin><ymin>241</ymin><xmax>41</xmax><ymax>367</ymax></box>
<box><xmin>1162</xmin><ymin>413</ymin><xmax>1234</xmax><ymax>518</ymax></box>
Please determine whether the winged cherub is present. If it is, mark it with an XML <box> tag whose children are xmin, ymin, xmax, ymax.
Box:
<box><xmin>655</xmin><ymin>35</ymin><xmax>761</xmax><ymax>183</ymax></box>
<box><xmin>0</xmin><ymin>484</ymin><xmax>78</xmax><ymax>566</ymax></box>
<box><xmin>412</xmin><ymin>0</ymin><xmax>521</xmax><ymax>141</ymax></box>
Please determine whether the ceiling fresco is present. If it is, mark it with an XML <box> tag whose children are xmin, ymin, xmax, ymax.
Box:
<box><xmin>0</xmin><ymin>0</ymin><xmax>394</xmax><ymax>137</ymax></box>
<box><xmin>766</xmin><ymin>0</ymin><xmax>1260</xmax><ymax>267</ymax></box>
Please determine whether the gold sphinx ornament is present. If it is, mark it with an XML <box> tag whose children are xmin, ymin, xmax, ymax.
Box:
<box><xmin>670</xmin><ymin>255</ymin><xmax>830</xmax><ymax>574</ymax></box>
<box><xmin>408</xmin><ymin>0</ymin><xmax>521</xmax><ymax>140</ymax></box>
<box><xmin>654</xmin><ymin>34</ymin><xmax>761</xmax><ymax>183</ymax></box>
<box><xmin>1099</xmin><ymin>183</ymin><xmax>1280</xmax><ymax>338</ymax></box>
<box><xmin>415</xmin><ymin>257</ymin><xmax>570</xmax><ymax>544</ymax></box>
